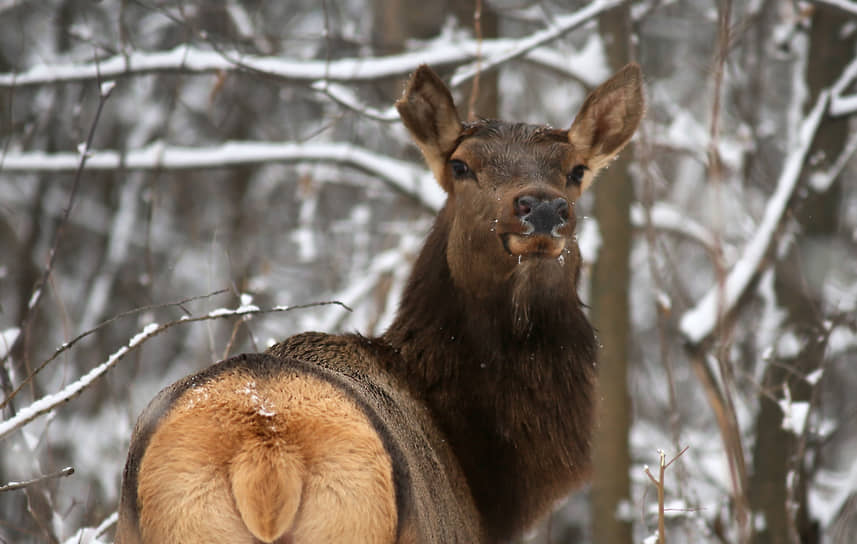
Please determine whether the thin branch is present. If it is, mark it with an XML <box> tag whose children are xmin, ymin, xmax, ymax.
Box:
<box><xmin>0</xmin><ymin>289</ymin><xmax>229</xmax><ymax>412</ymax></box>
<box><xmin>467</xmin><ymin>0</ymin><xmax>484</xmax><ymax>122</ymax></box>
<box><xmin>0</xmin><ymin>299</ymin><xmax>350</xmax><ymax>441</ymax></box>
<box><xmin>5</xmin><ymin>76</ymin><xmax>115</xmax><ymax>405</ymax></box>
<box><xmin>643</xmin><ymin>447</ymin><xmax>690</xmax><ymax>544</ymax></box>
<box><xmin>0</xmin><ymin>466</ymin><xmax>74</xmax><ymax>493</ymax></box>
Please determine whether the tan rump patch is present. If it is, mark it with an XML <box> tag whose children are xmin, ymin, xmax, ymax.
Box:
<box><xmin>136</xmin><ymin>369</ymin><xmax>397</xmax><ymax>543</ymax></box>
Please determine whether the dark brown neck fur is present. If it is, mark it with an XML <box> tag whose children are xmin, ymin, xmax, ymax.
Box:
<box><xmin>381</xmin><ymin>205</ymin><xmax>597</xmax><ymax>541</ymax></box>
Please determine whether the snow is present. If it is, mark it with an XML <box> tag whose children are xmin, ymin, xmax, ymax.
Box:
<box><xmin>679</xmin><ymin>91</ymin><xmax>830</xmax><ymax>344</ymax></box>
<box><xmin>0</xmin><ymin>319</ymin><xmax>164</xmax><ymax>440</ymax></box>
<box><xmin>129</xmin><ymin>323</ymin><xmax>159</xmax><ymax>347</ymax></box>
<box><xmin>207</xmin><ymin>304</ymin><xmax>260</xmax><ymax>318</ymax></box>
<box><xmin>99</xmin><ymin>80</ymin><xmax>115</xmax><ymax>97</ymax></box>
<box><xmin>0</xmin><ymin>327</ymin><xmax>19</xmax><ymax>359</ymax></box>
<box><xmin>0</xmin><ymin>23</ymin><xmax>612</xmax><ymax>90</ymax></box>
<box><xmin>630</xmin><ymin>202</ymin><xmax>718</xmax><ymax>250</ymax></box>
<box><xmin>1</xmin><ymin>141</ymin><xmax>446</xmax><ymax>211</ymax></box>
<box><xmin>577</xmin><ymin>217</ymin><xmax>601</xmax><ymax>265</ymax></box>
<box><xmin>779</xmin><ymin>399</ymin><xmax>810</xmax><ymax>436</ymax></box>
<box><xmin>61</xmin><ymin>512</ymin><xmax>117</xmax><ymax>544</ymax></box>
<box><xmin>805</xmin><ymin>368</ymin><xmax>824</xmax><ymax>386</ymax></box>
<box><xmin>449</xmin><ymin>0</ymin><xmax>621</xmax><ymax>88</ymax></box>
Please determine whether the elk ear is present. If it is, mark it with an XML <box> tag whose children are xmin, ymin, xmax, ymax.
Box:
<box><xmin>568</xmin><ymin>63</ymin><xmax>644</xmax><ymax>188</ymax></box>
<box><xmin>396</xmin><ymin>65</ymin><xmax>463</xmax><ymax>192</ymax></box>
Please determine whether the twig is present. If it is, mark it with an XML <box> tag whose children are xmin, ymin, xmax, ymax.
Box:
<box><xmin>0</xmin><ymin>289</ymin><xmax>229</xmax><ymax>411</ymax></box>
<box><xmin>0</xmin><ymin>299</ymin><xmax>350</xmax><ymax>441</ymax></box>
<box><xmin>0</xmin><ymin>466</ymin><xmax>74</xmax><ymax>493</ymax></box>
<box><xmin>467</xmin><ymin>0</ymin><xmax>483</xmax><ymax>122</ymax></box>
<box><xmin>644</xmin><ymin>446</ymin><xmax>690</xmax><ymax>544</ymax></box>
<box><xmin>10</xmin><ymin>71</ymin><xmax>116</xmax><ymax>405</ymax></box>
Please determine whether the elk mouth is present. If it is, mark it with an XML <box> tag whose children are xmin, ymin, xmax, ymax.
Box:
<box><xmin>502</xmin><ymin>233</ymin><xmax>567</xmax><ymax>259</ymax></box>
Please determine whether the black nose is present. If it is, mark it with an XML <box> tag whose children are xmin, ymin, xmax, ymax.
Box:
<box><xmin>514</xmin><ymin>196</ymin><xmax>569</xmax><ymax>235</ymax></box>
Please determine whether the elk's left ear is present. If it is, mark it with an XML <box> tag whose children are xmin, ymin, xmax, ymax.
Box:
<box><xmin>568</xmin><ymin>63</ymin><xmax>645</xmax><ymax>183</ymax></box>
<box><xmin>396</xmin><ymin>65</ymin><xmax>463</xmax><ymax>192</ymax></box>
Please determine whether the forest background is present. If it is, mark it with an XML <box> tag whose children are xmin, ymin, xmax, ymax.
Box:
<box><xmin>1</xmin><ymin>1</ymin><xmax>857</xmax><ymax>543</ymax></box>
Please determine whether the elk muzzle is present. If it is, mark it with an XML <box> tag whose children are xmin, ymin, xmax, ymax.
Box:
<box><xmin>514</xmin><ymin>196</ymin><xmax>569</xmax><ymax>236</ymax></box>
<box><xmin>503</xmin><ymin>194</ymin><xmax>571</xmax><ymax>259</ymax></box>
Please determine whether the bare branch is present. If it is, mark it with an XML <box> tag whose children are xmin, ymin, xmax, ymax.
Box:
<box><xmin>0</xmin><ymin>466</ymin><xmax>74</xmax><ymax>493</ymax></box>
<box><xmin>0</xmin><ymin>289</ymin><xmax>229</xmax><ymax>412</ymax></box>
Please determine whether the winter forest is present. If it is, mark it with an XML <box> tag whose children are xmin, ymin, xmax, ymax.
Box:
<box><xmin>1</xmin><ymin>0</ymin><xmax>856</xmax><ymax>542</ymax></box>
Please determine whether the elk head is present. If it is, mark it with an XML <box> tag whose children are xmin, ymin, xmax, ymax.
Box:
<box><xmin>396</xmin><ymin>64</ymin><xmax>644</xmax><ymax>319</ymax></box>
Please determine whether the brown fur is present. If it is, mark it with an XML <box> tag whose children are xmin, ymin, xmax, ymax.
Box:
<box><xmin>125</xmin><ymin>360</ymin><xmax>397</xmax><ymax>543</ymax></box>
<box><xmin>116</xmin><ymin>64</ymin><xmax>644</xmax><ymax>543</ymax></box>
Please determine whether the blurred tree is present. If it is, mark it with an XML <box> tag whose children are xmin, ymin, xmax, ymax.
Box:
<box><xmin>371</xmin><ymin>0</ymin><xmax>497</xmax><ymax>118</ymax></box>
<box><xmin>590</xmin><ymin>4</ymin><xmax>635</xmax><ymax>544</ymax></box>
<box><xmin>750</xmin><ymin>4</ymin><xmax>855</xmax><ymax>543</ymax></box>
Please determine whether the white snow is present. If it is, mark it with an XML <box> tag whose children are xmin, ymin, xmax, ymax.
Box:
<box><xmin>0</xmin><ymin>14</ymin><xmax>614</xmax><ymax>90</ymax></box>
<box><xmin>679</xmin><ymin>91</ymin><xmax>829</xmax><ymax>344</ymax></box>
<box><xmin>0</xmin><ymin>327</ymin><xmax>19</xmax><ymax>359</ymax></box>
<box><xmin>1</xmin><ymin>141</ymin><xmax>446</xmax><ymax>211</ymax></box>
<box><xmin>778</xmin><ymin>399</ymin><xmax>810</xmax><ymax>436</ymax></box>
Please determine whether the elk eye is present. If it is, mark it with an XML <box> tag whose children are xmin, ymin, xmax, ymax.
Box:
<box><xmin>450</xmin><ymin>159</ymin><xmax>472</xmax><ymax>179</ymax></box>
<box><xmin>567</xmin><ymin>164</ymin><xmax>588</xmax><ymax>187</ymax></box>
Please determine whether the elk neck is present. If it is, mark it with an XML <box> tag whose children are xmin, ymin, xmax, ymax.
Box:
<box><xmin>380</xmin><ymin>202</ymin><xmax>598</xmax><ymax>539</ymax></box>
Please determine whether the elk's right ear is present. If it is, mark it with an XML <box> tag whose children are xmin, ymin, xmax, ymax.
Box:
<box><xmin>396</xmin><ymin>65</ymin><xmax>463</xmax><ymax>192</ymax></box>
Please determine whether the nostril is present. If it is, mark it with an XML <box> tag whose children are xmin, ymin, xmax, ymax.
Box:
<box><xmin>552</xmin><ymin>198</ymin><xmax>570</xmax><ymax>222</ymax></box>
<box><xmin>514</xmin><ymin>196</ymin><xmax>539</xmax><ymax>218</ymax></box>
<box><xmin>513</xmin><ymin>195</ymin><xmax>569</xmax><ymax>235</ymax></box>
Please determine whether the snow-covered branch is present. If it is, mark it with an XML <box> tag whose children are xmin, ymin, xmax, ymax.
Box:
<box><xmin>829</xmin><ymin>55</ymin><xmax>857</xmax><ymax>117</ymax></box>
<box><xmin>630</xmin><ymin>202</ymin><xmax>720</xmax><ymax>253</ymax></box>
<box><xmin>0</xmin><ymin>15</ymin><xmax>608</xmax><ymax>91</ymax></box>
<box><xmin>0</xmin><ymin>300</ymin><xmax>348</xmax><ymax>441</ymax></box>
<box><xmin>450</xmin><ymin>0</ymin><xmax>618</xmax><ymax>87</ymax></box>
<box><xmin>678</xmin><ymin>91</ymin><xmax>830</xmax><ymax>345</ymax></box>
<box><xmin>1</xmin><ymin>141</ymin><xmax>445</xmax><ymax>211</ymax></box>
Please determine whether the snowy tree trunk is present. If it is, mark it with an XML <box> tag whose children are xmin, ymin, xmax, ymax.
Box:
<box><xmin>590</xmin><ymin>4</ymin><xmax>634</xmax><ymax>544</ymax></box>
<box><xmin>750</xmin><ymin>5</ymin><xmax>855</xmax><ymax>544</ymax></box>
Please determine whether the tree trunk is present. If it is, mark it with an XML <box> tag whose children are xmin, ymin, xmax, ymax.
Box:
<box><xmin>749</xmin><ymin>5</ymin><xmax>853</xmax><ymax>543</ymax></box>
<box><xmin>590</xmin><ymin>5</ymin><xmax>635</xmax><ymax>544</ymax></box>
<box><xmin>371</xmin><ymin>0</ymin><xmax>497</xmax><ymax>118</ymax></box>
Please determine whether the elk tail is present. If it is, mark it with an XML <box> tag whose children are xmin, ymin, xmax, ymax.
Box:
<box><xmin>230</xmin><ymin>440</ymin><xmax>304</xmax><ymax>543</ymax></box>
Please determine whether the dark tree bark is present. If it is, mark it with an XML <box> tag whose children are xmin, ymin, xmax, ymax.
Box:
<box><xmin>749</xmin><ymin>5</ymin><xmax>854</xmax><ymax>544</ymax></box>
<box><xmin>371</xmin><ymin>0</ymin><xmax>497</xmax><ymax>119</ymax></box>
<box><xmin>590</xmin><ymin>5</ymin><xmax>635</xmax><ymax>544</ymax></box>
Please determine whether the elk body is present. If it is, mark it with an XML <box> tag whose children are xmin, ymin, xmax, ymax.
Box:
<box><xmin>116</xmin><ymin>63</ymin><xmax>644</xmax><ymax>544</ymax></box>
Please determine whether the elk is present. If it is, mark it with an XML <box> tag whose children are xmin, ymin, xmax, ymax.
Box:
<box><xmin>116</xmin><ymin>63</ymin><xmax>644</xmax><ymax>544</ymax></box>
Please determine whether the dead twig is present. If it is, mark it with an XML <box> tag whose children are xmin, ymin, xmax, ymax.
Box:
<box><xmin>644</xmin><ymin>446</ymin><xmax>690</xmax><ymax>544</ymax></box>
<box><xmin>0</xmin><ymin>466</ymin><xmax>74</xmax><ymax>493</ymax></box>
